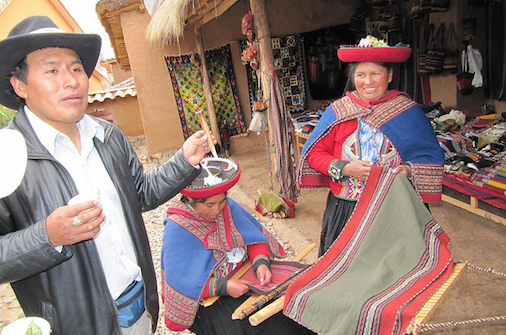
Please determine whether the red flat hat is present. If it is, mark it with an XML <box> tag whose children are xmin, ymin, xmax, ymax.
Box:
<box><xmin>181</xmin><ymin>158</ymin><xmax>241</xmax><ymax>198</ymax></box>
<box><xmin>338</xmin><ymin>46</ymin><xmax>411</xmax><ymax>63</ymax></box>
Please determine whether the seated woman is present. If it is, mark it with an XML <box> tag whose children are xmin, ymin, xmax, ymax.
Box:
<box><xmin>160</xmin><ymin>157</ymin><xmax>314</xmax><ymax>335</ymax></box>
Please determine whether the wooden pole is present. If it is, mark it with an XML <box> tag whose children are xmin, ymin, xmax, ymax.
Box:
<box><xmin>194</xmin><ymin>26</ymin><xmax>222</xmax><ymax>148</ymax></box>
<box><xmin>249</xmin><ymin>0</ymin><xmax>280</xmax><ymax>193</ymax></box>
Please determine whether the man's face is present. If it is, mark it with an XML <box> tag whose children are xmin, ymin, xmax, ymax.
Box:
<box><xmin>11</xmin><ymin>47</ymin><xmax>89</xmax><ymax>131</ymax></box>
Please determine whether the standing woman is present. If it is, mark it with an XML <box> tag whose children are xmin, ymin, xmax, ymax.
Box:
<box><xmin>298</xmin><ymin>36</ymin><xmax>445</xmax><ymax>256</ymax></box>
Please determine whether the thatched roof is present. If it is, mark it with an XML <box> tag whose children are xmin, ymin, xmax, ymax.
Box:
<box><xmin>146</xmin><ymin>0</ymin><xmax>239</xmax><ymax>49</ymax></box>
<box><xmin>96</xmin><ymin>0</ymin><xmax>239</xmax><ymax>69</ymax></box>
<box><xmin>96</xmin><ymin>0</ymin><xmax>146</xmax><ymax>71</ymax></box>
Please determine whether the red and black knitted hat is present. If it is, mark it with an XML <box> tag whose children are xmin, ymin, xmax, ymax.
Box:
<box><xmin>181</xmin><ymin>158</ymin><xmax>241</xmax><ymax>198</ymax></box>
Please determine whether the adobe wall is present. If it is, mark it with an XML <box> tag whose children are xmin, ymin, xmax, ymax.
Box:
<box><xmin>87</xmin><ymin>95</ymin><xmax>143</xmax><ymax>137</ymax></box>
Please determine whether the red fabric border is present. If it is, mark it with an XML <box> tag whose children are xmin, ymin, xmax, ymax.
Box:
<box><xmin>443</xmin><ymin>173</ymin><xmax>506</xmax><ymax>210</ymax></box>
<box><xmin>283</xmin><ymin>167</ymin><xmax>383</xmax><ymax>302</ymax></box>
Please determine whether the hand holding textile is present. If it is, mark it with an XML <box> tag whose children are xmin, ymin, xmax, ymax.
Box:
<box><xmin>393</xmin><ymin>164</ymin><xmax>412</xmax><ymax>178</ymax></box>
<box><xmin>227</xmin><ymin>279</ymin><xmax>250</xmax><ymax>298</ymax></box>
<box><xmin>342</xmin><ymin>160</ymin><xmax>373</xmax><ymax>181</ymax></box>
<box><xmin>255</xmin><ymin>264</ymin><xmax>272</xmax><ymax>285</ymax></box>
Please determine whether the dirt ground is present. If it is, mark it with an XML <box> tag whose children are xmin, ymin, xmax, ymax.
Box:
<box><xmin>229</xmin><ymin>143</ymin><xmax>506</xmax><ymax>335</ymax></box>
<box><xmin>1</xmin><ymin>141</ymin><xmax>505</xmax><ymax>334</ymax></box>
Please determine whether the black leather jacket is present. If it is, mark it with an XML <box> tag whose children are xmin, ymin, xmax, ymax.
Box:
<box><xmin>0</xmin><ymin>108</ymin><xmax>200</xmax><ymax>334</ymax></box>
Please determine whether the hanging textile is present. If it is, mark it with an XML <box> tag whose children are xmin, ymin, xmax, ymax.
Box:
<box><xmin>165</xmin><ymin>44</ymin><xmax>247</xmax><ymax>139</ymax></box>
<box><xmin>268</xmin><ymin>71</ymin><xmax>298</xmax><ymax>202</ymax></box>
<box><xmin>244</xmin><ymin>34</ymin><xmax>306</xmax><ymax>113</ymax></box>
<box><xmin>283</xmin><ymin>167</ymin><xmax>454</xmax><ymax>335</ymax></box>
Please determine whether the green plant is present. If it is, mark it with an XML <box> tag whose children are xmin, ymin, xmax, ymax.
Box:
<box><xmin>0</xmin><ymin>105</ymin><xmax>15</xmax><ymax>128</ymax></box>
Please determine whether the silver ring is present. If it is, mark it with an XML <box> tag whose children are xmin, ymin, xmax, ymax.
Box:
<box><xmin>73</xmin><ymin>216</ymin><xmax>83</xmax><ymax>226</ymax></box>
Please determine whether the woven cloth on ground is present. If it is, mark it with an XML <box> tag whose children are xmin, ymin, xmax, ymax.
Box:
<box><xmin>165</xmin><ymin>44</ymin><xmax>247</xmax><ymax>139</ymax></box>
<box><xmin>283</xmin><ymin>167</ymin><xmax>454</xmax><ymax>335</ymax></box>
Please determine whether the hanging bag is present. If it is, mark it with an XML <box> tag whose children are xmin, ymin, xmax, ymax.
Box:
<box><xmin>425</xmin><ymin>23</ymin><xmax>445</xmax><ymax>74</ymax></box>
<box><xmin>388</xmin><ymin>4</ymin><xmax>403</xmax><ymax>34</ymax></box>
<box><xmin>419</xmin><ymin>0</ymin><xmax>432</xmax><ymax>14</ymax></box>
<box><xmin>431</xmin><ymin>0</ymin><xmax>450</xmax><ymax>12</ymax></box>
<box><xmin>418</xmin><ymin>21</ymin><xmax>432</xmax><ymax>76</ymax></box>
<box><xmin>457</xmin><ymin>46</ymin><xmax>474</xmax><ymax>95</ymax></box>
<box><xmin>411</xmin><ymin>0</ymin><xmax>422</xmax><ymax>19</ymax></box>
<box><xmin>442</xmin><ymin>22</ymin><xmax>458</xmax><ymax>75</ymax></box>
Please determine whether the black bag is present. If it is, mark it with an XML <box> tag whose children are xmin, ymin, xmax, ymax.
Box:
<box><xmin>425</xmin><ymin>23</ymin><xmax>445</xmax><ymax>74</ymax></box>
<box><xmin>457</xmin><ymin>47</ymin><xmax>474</xmax><ymax>95</ymax></box>
<box><xmin>431</xmin><ymin>0</ymin><xmax>450</xmax><ymax>12</ymax></box>
<box><xmin>442</xmin><ymin>22</ymin><xmax>458</xmax><ymax>75</ymax></box>
<box><xmin>418</xmin><ymin>18</ymin><xmax>431</xmax><ymax>76</ymax></box>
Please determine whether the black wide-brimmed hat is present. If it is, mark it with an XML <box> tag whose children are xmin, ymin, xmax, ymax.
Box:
<box><xmin>0</xmin><ymin>16</ymin><xmax>102</xmax><ymax>109</ymax></box>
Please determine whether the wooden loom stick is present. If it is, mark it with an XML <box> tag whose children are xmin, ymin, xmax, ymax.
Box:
<box><xmin>232</xmin><ymin>270</ymin><xmax>298</xmax><ymax>320</ymax></box>
<box><xmin>249</xmin><ymin>296</ymin><xmax>285</xmax><ymax>326</ymax></box>
<box><xmin>201</xmin><ymin>261</ymin><xmax>253</xmax><ymax>307</ymax></box>
<box><xmin>232</xmin><ymin>243</ymin><xmax>315</xmax><ymax>319</ymax></box>
<box><xmin>232</xmin><ymin>243</ymin><xmax>316</xmax><ymax>320</ymax></box>
<box><xmin>250</xmin><ymin>260</ymin><xmax>467</xmax><ymax>328</ymax></box>
<box><xmin>195</xmin><ymin>110</ymin><xmax>218</xmax><ymax>158</ymax></box>
<box><xmin>248</xmin><ymin>243</ymin><xmax>316</xmax><ymax>326</ymax></box>
<box><xmin>405</xmin><ymin>262</ymin><xmax>467</xmax><ymax>335</ymax></box>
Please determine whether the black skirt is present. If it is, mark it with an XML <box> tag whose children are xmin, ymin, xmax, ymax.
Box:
<box><xmin>319</xmin><ymin>191</ymin><xmax>357</xmax><ymax>257</ymax></box>
<box><xmin>189</xmin><ymin>295</ymin><xmax>316</xmax><ymax>335</ymax></box>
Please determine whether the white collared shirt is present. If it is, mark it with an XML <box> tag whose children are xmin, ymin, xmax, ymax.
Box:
<box><xmin>25</xmin><ymin>107</ymin><xmax>141</xmax><ymax>299</ymax></box>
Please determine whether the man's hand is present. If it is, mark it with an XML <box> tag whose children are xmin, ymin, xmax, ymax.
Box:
<box><xmin>255</xmin><ymin>264</ymin><xmax>272</xmax><ymax>286</ymax></box>
<box><xmin>226</xmin><ymin>279</ymin><xmax>250</xmax><ymax>298</ymax></box>
<box><xmin>342</xmin><ymin>160</ymin><xmax>373</xmax><ymax>181</ymax></box>
<box><xmin>45</xmin><ymin>200</ymin><xmax>104</xmax><ymax>247</ymax></box>
<box><xmin>182</xmin><ymin>130</ymin><xmax>216</xmax><ymax>166</ymax></box>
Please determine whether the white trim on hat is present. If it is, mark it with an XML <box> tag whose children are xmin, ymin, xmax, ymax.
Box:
<box><xmin>29</xmin><ymin>27</ymin><xmax>65</xmax><ymax>35</ymax></box>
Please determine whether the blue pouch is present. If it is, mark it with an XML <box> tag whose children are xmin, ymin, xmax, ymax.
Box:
<box><xmin>115</xmin><ymin>280</ymin><xmax>145</xmax><ymax>328</ymax></box>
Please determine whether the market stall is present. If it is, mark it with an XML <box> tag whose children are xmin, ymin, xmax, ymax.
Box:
<box><xmin>430</xmin><ymin>108</ymin><xmax>506</xmax><ymax>225</ymax></box>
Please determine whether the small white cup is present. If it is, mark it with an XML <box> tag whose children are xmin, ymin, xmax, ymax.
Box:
<box><xmin>68</xmin><ymin>191</ymin><xmax>100</xmax><ymax>226</ymax></box>
<box><xmin>68</xmin><ymin>191</ymin><xmax>100</xmax><ymax>207</ymax></box>
<box><xmin>1</xmin><ymin>317</ymin><xmax>51</xmax><ymax>335</ymax></box>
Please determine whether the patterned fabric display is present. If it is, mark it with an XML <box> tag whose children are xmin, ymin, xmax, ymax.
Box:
<box><xmin>284</xmin><ymin>167</ymin><xmax>454</xmax><ymax>335</ymax></box>
<box><xmin>244</xmin><ymin>35</ymin><xmax>306</xmax><ymax>113</ymax></box>
<box><xmin>166</xmin><ymin>44</ymin><xmax>247</xmax><ymax>139</ymax></box>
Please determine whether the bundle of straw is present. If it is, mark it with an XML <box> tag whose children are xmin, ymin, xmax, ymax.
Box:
<box><xmin>146</xmin><ymin>0</ymin><xmax>195</xmax><ymax>49</ymax></box>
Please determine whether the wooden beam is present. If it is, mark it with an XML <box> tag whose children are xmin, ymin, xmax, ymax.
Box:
<box><xmin>194</xmin><ymin>26</ymin><xmax>222</xmax><ymax>148</ymax></box>
<box><xmin>188</xmin><ymin>0</ymin><xmax>240</xmax><ymax>28</ymax></box>
<box><xmin>441</xmin><ymin>194</ymin><xmax>506</xmax><ymax>226</ymax></box>
<box><xmin>250</xmin><ymin>0</ymin><xmax>280</xmax><ymax>193</ymax></box>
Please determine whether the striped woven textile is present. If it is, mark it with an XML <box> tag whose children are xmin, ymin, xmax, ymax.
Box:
<box><xmin>283</xmin><ymin>167</ymin><xmax>454</xmax><ymax>335</ymax></box>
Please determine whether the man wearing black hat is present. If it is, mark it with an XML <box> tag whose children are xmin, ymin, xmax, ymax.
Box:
<box><xmin>0</xmin><ymin>16</ymin><xmax>212</xmax><ymax>334</ymax></box>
